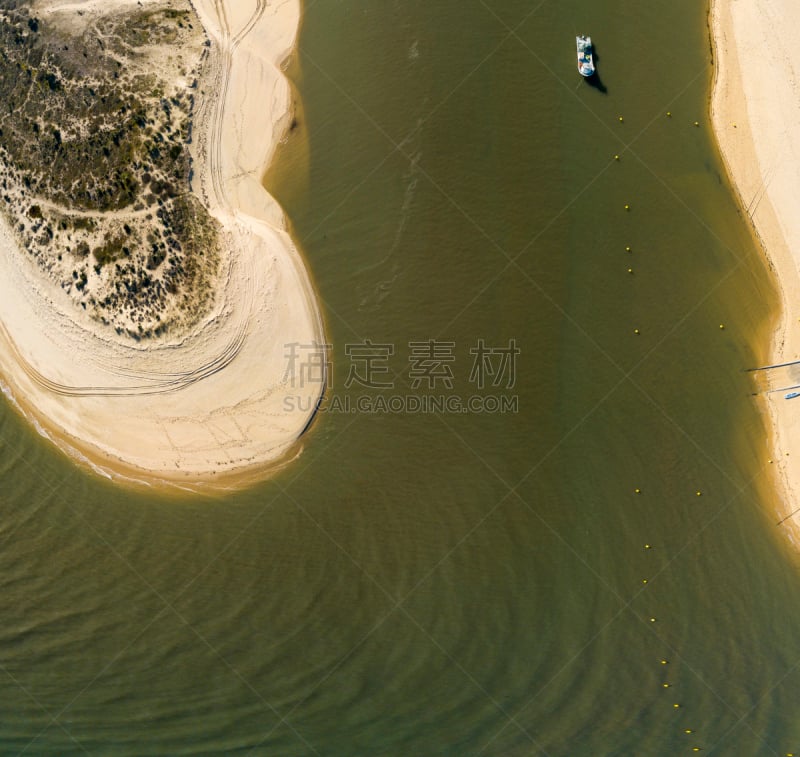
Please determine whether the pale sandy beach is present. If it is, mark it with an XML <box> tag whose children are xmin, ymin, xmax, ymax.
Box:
<box><xmin>711</xmin><ymin>0</ymin><xmax>800</xmax><ymax>543</ymax></box>
<box><xmin>0</xmin><ymin>0</ymin><xmax>325</xmax><ymax>490</ymax></box>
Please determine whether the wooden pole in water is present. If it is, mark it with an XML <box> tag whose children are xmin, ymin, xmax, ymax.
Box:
<box><xmin>747</xmin><ymin>359</ymin><xmax>800</xmax><ymax>372</ymax></box>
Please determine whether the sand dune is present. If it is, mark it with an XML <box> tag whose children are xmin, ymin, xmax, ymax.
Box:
<box><xmin>711</xmin><ymin>0</ymin><xmax>800</xmax><ymax>543</ymax></box>
<box><xmin>0</xmin><ymin>0</ymin><xmax>325</xmax><ymax>490</ymax></box>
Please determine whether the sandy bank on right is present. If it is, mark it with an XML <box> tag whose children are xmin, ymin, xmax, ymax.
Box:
<box><xmin>711</xmin><ymin>0</ymin><xmax>800</xmax><ymax>544</ymax></box>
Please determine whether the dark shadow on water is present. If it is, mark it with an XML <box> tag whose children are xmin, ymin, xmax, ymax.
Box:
<box><xmin>585</xmin><ymin>43</ymin><xmax>607</xmax><ymax>93</ymax></box>
<box><xmin>585</xmin><ymin>72</ymin><xmax>607</xmax><ymax>93</ymax></box>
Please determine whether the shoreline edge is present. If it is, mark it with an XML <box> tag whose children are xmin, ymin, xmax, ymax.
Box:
<box><xmin>710</xmin><ymin>0</ymin><xmax>800</xmax><ymax>545</ymax></box>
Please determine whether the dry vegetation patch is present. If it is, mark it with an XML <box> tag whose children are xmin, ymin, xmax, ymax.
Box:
<box><xmin>0</xmin><ymin>0</ymin><xmax>220</xmax><ymax>339</ymax></box>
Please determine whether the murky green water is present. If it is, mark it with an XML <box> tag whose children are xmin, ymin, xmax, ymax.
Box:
<box><xmin>2</xmin><ymin>0</ymin><xmax>800</xmax><ymax>754</ymax></box>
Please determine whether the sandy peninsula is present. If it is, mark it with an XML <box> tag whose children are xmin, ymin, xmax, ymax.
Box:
<box><xmin>711</xmin><ymin>0</ymin><xmax>800</xmax><ymax>542</ymax></box>
<box><xmin>0</xmin><ymin>0</ymin><xmax>325</xmax><ymax>490</ymax></box>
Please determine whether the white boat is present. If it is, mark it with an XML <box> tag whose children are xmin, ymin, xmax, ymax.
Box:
<box><xmin>576</xmin><ymin>35</ymin><xmax>595</xmax><ymax>77</ymax></box>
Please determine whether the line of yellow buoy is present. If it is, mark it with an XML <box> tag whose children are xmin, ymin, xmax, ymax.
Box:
<box><xmin>618</xmin><ymin>113</ymin><xmax>733</xmax><ymax>750</ymax></box>
<box><xmin>640</xmin><ymin>489</ymin><xmax>706</xmax><ymax>750</ymax></box>
<box><xmin>614</xmin><ymin>108</ymin><xmax>799</xmax><ymax>755</ymax></box>
<box><xmin>617</xmin><ymin>112</ymin><xmax>700</xmax><ymax>125</ymax></box>
<box><xmin>616</xmin><ymin>113</ymin><xmax>728</xmax><ymax>351</ymax></box>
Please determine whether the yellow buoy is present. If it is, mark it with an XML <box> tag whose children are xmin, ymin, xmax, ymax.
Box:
<box><xmin>645</xmin><ymin>543</ymin><xmax>651</xmax><ymax>549</ymax></box>
<box><xmin>625</xmin><ymin>246</ymin><xmax>632</xmax><ymax>252</ymax></box>
<box><xmin>674</xmin><ymin>703</ymin><xmax>681</xmax><ymax>708</ymax></box>
<box><xmin>661</xmin><ymin>659</ymin><xmax>668</xmax><ymax>665</ymax></box>
<box><xmin>662</xmin><ymin>683</ymin><xmax>670</xmax><ymax>688</ymax></box>
<box><xmin>696</xmin><ymin>491</ymin><xmax>702</xmax><ymax>496</ymax></box>
<box><xmin>635</xmin><ymin>488</ymin><xmax>641</xmax><ymax>493</ymax></box>
<box><xmin>685</xmin><ymin>729</ymin><xmax>693</xmax><ymax>734</ymax></box>
<box><xmin>693</xmin><ymin>748</ymin><xmax>701</xmax><ymax>753</ymax></box>
<box><xmin>619</xmin><ymin>116</ymin><xmax>624</xmax><ymax>122</ymax></box>
<box><xmin>628</xmin><ymin>268</ymin><xmax>634</xmax><ymax>274</ymax></box>
<box><xmin>625</xmin><ymin>204</ymin><xmax>630</xmax><ymax>210</ymax></box>
<box><xmin>694</xmin><ymin>121</ymin><xmax>699</xmax><ymax>127</ymax></box>
<box><xmin>634</xmin><ymin>328</ymin><xmax>640</xmax><ymax>335</ymax></box>
<box><xmin>614</xmin><ymin>154</ymin><xmax>620</xmax><ymax>160</ymax></box>
<box><xmin>720</xmin><ymin>324</ymin><xmax>725</xmax><ymax>329</ymax></box>
<box><xmin>650</xmin><ymin>617</ymin><xmax>657</xmax><ymax>622</ymax></box>
<box><xmin>667</xmin><ymin>111</ymin><xmax>672</xmax><ymax>117</ymax></box>
<box><xmin>642</xmin><ymin>579</ymin><xmax>648</xmax><ymax>584</ymax></box>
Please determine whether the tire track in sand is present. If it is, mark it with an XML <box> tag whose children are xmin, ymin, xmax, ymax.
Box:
<box><xmin>8</xmin><ymin>0</ymin><xmax>264</xmax><ymax>399</ymax></box>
